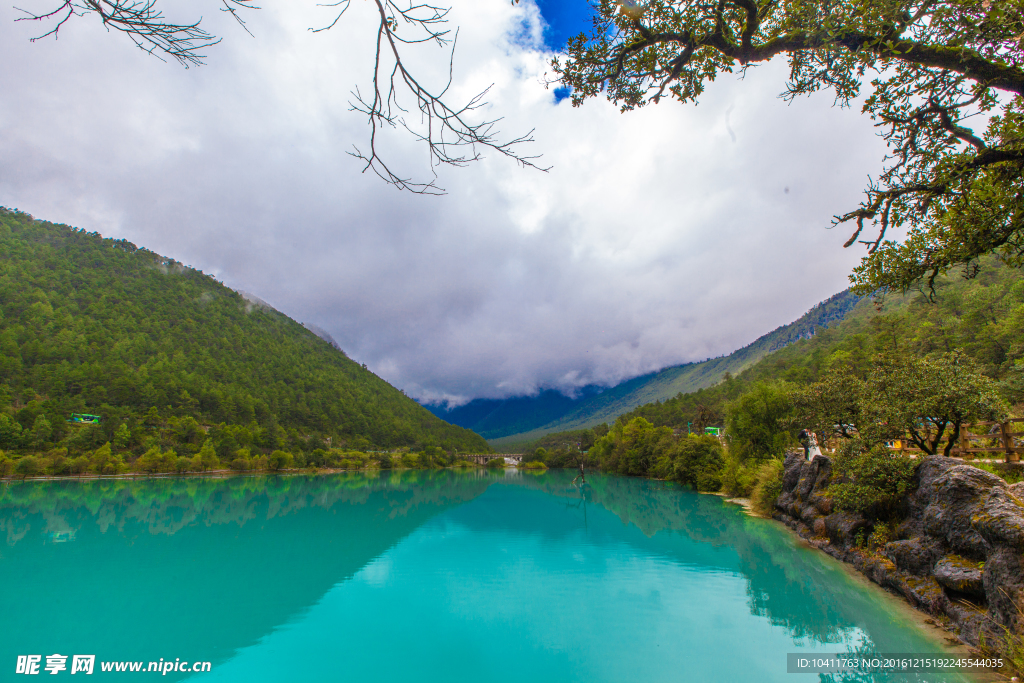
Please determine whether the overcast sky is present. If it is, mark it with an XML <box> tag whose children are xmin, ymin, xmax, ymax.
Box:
<box><xmin>0</xmin><ymin>0</ymin><xmax>890</xmax><ymax>406</ymax></box>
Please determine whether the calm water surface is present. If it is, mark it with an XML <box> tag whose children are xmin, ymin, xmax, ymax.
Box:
<box><xmin>0</xmin><ymin>470</ymin><xmax>969</xmax><ymax>681</ymax></box>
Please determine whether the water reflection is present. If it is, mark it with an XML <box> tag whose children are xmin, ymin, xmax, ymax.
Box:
<box><xmin>0</xmin><ymin>471</ymin><xmax>493</xmax><ymax>671</ymax></box>
<box><xmin>519</xmin><ymin>474</ymin><xmax>875</xmax><ymax>643</ymax></box>
<box><xmin>0</xmin><ymin>470</ymin><xmax>961</xmax><ymax>682</ymax></box>
<box><xmin>515</xmin><ymin>473</ymin><xmax>963</xmax><ymax>681</ymax></box>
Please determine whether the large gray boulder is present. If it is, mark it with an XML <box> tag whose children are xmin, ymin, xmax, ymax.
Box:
<box><xmin>883</xmin><ymin>537</ymin><xmax>943</xmax><ymax>576</ymax></box>
<box><xmin>919</xmin><ymin>461</ymin><xmax>1004</xmax><ymax>560</ymax></box>
<box><xmin>774</xmin><ymin>453</ymin><xmax>1024</xmax><ymax>646</ymax></box>
<box><xmin>933</xmin><ymin>555</ymin><xmax>985</xmax><ymax>597</ymax></box>
<box><xmin>984</xmin><ymin>547</ymin><xmax>1024</xmax><ymax>633</ymax></box>
<box><xmin>973</xmin><ymin>487</ymin><xmax>1024</xmax><ymax>550</ymax></box>
<box><xmin>824</xmin><ymin>511</ymin><xmax>870</xmax><ymax>546</ymax></box>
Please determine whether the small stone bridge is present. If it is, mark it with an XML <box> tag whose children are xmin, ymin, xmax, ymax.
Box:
<box><xmin>457</xmin><ymin>453</ymin><xmax>524</xmax><ymax>465</ymax></box>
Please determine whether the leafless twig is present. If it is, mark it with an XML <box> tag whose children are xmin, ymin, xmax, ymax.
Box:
<box><xmin>315</xmin><ymin>0</ymin><xmax>548</xmax><ymax>194</ymax></box>
<box><xmin>16</xmin><ymin>0</ymin><xmax>547</xmax><ymax>192</ymax></box>
<box><xmin>16</xmin><ymin>0</ymin><xmax>259</xmax><ymax>66</ymax></box>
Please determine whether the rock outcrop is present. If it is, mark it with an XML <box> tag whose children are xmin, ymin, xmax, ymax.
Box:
<box><xmin>775</xmin><ymin>452</ymin><xmax>1024</xmax><ymax>646</ymax></box>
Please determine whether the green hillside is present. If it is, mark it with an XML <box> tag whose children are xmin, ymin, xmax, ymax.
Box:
<box><xmin>0</xmin><ymin>208</ymin><xmax>488</xmax><ymax>456</ymax></box>
<box><xmin>490</xmin><ymin>290</ymin><xmax>860</xmax><ymax>448</ymax></box>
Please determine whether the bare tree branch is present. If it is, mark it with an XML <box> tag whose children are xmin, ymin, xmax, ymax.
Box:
<box><xmin>16</xmin><ymin>0</ymin><xmax>547</xmax><ymax>192</ymax></box>
<box><xmin>17</xmin><ymin>0</ymin><xmax>259</xmax><ymax>66</ymax></box>
<box><xmin>319</xmin><ymin>0</ymin><xmax>548</xmax><ymax>194</ymax></box>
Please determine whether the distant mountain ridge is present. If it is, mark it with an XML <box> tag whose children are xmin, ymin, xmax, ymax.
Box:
<box><xmin>427</xmin><ymin>290</ymin><xmax>860</xmax><ymax>444</ymax></box>
<box><xmin>424</xmin><ymin>387</ymin><xmax>604</xmax><ymax>440</ymax></box>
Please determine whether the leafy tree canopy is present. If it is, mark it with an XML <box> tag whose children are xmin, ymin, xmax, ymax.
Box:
<box><xmin>829</xmin><ymin>439</ymin><xmax>916</xmax><ymax>520</ymax></box>
<box><xmin>794</xmin><ymin>365</ymin><xmax>864</xmax><ymax>441</ymax></box>
<box><xmin>554</xmin><ymin>0</ymin><xmax>1024</xmax><ymax>292</ymax></box>
<box><xmin>862</xmin><ymin>349</ymin><xmax>1008</xmax><ymax>453</ymax></box>
<box><xmin>726</xmin><ymin>381</ymin><xmax>798</xmax><ymax>461</ymax></box>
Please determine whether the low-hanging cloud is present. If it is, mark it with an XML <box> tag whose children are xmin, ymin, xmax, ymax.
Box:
<box><xmin>0</xmin><ymin>0</ymin><xmax>888</xmax><ymax>407</ymax></box>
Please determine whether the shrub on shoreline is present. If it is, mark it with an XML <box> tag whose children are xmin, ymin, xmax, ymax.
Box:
<box><xmin>828</xmin><ymin>440</ymin><xmax>915</xmax><ymax>521</ymax></box>
<box><xmin>750</xmin><ymin>460</ymin><xmax>784</xmax><ymax>516</ymax></box>
<box><xmin>0</xmin><ymin>445</ymin><xmax>501</xmax><ymax>478</ymax></box>
<box><xmin>721</xmin><ymin>451</ymin><xmax>759</xmax><ymax>498</ymax></box>
<box><xmin>670</xmin><ymin>435</ymin><xmax>725</xmax><ymax>492</ymax></box>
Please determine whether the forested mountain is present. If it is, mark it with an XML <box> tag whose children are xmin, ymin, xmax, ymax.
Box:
<box><xmin>474</xmin><ymin>290</ymin><xmax>860</xmax><ymax>446</ymax></box>
<box><xmin>0</xmin><ymin>208</ymin><xmax>488</xmax><ymax>455</ymax></box>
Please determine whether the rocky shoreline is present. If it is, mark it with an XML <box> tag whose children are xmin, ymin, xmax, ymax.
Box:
<box><xmin>775</xmin><ymin>451</ymin><xmax>1024</xmax><ymax>648</ymax></box>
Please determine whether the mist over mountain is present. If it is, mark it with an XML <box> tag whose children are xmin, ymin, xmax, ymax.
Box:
<box><xmin>427</xmin><ymin>290</ymin><xmax>860</xmax><ymax>443</ymax></box>
<box><xmin>423</xmin><ymin>387</ymin><xmax>604</xmax><ymax>440</ymax></box>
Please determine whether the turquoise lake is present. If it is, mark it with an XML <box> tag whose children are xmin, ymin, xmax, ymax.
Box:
<box><xmin>0</xmin><ymin>470</ymin><xmax>971</xmax><ymax>681</ymax></box>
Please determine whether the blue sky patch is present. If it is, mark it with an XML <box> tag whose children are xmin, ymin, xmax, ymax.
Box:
<box><xmin>532</xmin><ymin>0</ymin><xmax>595</xmax><ymax>52</ymax></box>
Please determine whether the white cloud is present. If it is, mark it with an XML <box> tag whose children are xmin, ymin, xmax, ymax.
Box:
<box><xmin>0</xmin><ymin>0</ymin><xmax>888</xmax><ymax>405</ymax></box>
